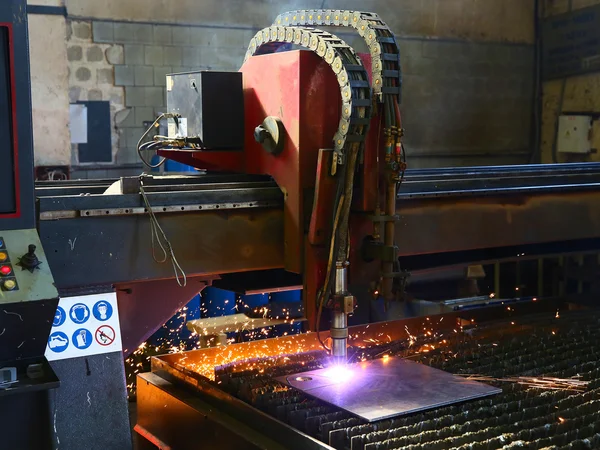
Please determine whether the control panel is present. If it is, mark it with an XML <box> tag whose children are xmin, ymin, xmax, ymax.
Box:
<box><xmin>0</xmin><ymin>235</ymin><xmax>19</xmax><ymax>292</ymax></box>
<box><xmin>0</xmin><ymin>229</ymin><xmax>58</xmax><ymax>304</ymax></box>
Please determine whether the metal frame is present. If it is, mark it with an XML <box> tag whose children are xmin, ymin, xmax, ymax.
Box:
<box><xmin>0</xmin><ymin>0</ymin><xmax>35</xmax><ymax>230</ymax></box>
<box><xmin>137</xmin><ymin>371</ymin><xmax>333</xmax><ymax>450</ymax></box>
<box><xmin>36</xmin><ymin>164</ymin><xmax>600</xmax><ymax>343</ymax></box>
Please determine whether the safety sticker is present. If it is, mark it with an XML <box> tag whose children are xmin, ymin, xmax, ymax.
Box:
<box><xmin>53</xmin><ymin>306</ymin><xmax>66</xmax><ymax>327</ymax></box>
<box><xmin>45</xmin><ymin>292</ymin><xmax>122</xmax><ymax>361</ymax></box>
<box><xmin>48</xmin><ymin>331</ymin><xmax>69</xmax><ymax>353</ymax></box>
<box><xmin>95</xmin><ymin>325</ymin><xmax>116</xmax><ymax>346</ymax></box>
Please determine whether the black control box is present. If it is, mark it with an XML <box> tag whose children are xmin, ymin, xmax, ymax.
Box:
<box><xmin>166</xmin><ymin>71</ymin><xmax>244</xmax><ymax>149</ymax></box>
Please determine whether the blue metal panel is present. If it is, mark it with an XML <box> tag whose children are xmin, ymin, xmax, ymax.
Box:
<box><xmin>77</xmin><ymin>101</ymin><xmax>112</xmax><ymax>163</ymax></box>
<box><xmin>147</xmin><ymin>294</ymin><xmax>201</xmax><ymax>348</ymax></box>
<box><xmin>150</xmin><ymin>155</ymin><xmax>197</xmax><ymax>172</ymax></box>
<box><xmin>202</xmin><ymin>286</ymin><xmax>236</xmax><ymax>317</ymax></box>
<box><xmin>271</xmin><ymin>291</ymin><xmax>301</xmax><ymax>303</ymax></box>
<box><xmin>239</xmin><ymin>293</ymin><xmax>268</xmax><ymax>311</ymax></box>
<box><xmin>271</xmin><ymin>290</ymin><xmax>302</xmax><ymax>335</ymax></box>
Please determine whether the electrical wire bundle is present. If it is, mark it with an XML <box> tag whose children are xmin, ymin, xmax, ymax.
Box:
<box><xmin>134</xmin><ymin>113</ymin><xmax>188</xmax><ymax>286</ymax></box>
<box><xmin>136</xmin><ymin>112</ymin><xmax>204</xmax><ymax>169</ymax></box>
<box><xmin>315</xmin><ymin>50</ymin><xmax>404</xmax><ymax>353</ymax></box>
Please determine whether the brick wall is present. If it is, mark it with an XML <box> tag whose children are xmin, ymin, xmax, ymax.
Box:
<box><xmin>67</xmin><ymin>19</ymin><xmax>254</xmax><ymax>169</ymax></box>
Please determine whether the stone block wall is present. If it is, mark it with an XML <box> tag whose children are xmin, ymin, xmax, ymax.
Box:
<box><xmin>29</xmin><ymin>0</ymin><xmax>537</xmax><ymax>174</ymax></box>
<box><xmin>65</xmin><ymin>20</ymin><xmax>534</xmax><ymax>170</ymax></box>
<box><xmin>67</xmin><ymin>20</ymin><xmax>125</xmax><ymax>165</ymax></box>
<box><xmin>67</xmin><ymin>19</ymin><xmax>253</xmax><ymax>167</ymax></box>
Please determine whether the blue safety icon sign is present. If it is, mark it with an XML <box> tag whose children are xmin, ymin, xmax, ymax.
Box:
<box><xmin>72</xmin><ymin>328</ymin><xmax>93</xmax><ymax>350</ymax></box>
<box><xmin>48</xmin><ymin>331</ymin><xmax>69</xmax><ymax>353</ymax></box>
<box><xmin>69</xmin><ymin>303</ymin><xmax>90</xmax><ymax>324</ymax></box>
<box><xmin>92</xmin><ymin>300</ymin><xmax>113</xmax><ymax>322</ymax></box>
<box><xmin>53</xmin><ymin>306</ymin><xmax>66</xmax><ymax>327</ymax></box>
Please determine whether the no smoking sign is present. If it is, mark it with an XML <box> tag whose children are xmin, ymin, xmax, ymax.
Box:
<box><xmin>95</xmin><ymin>325</ymin><xmax>116</xmax><ymax>346</ymax></box>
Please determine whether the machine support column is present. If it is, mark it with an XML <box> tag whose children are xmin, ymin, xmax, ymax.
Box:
<box><xmin>331</xmin><ymin>262</ymin><xmax>353</xmax><ymax>364</ymax></box>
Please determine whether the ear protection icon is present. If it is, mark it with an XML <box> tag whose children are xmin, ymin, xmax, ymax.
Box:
<box><xmin>70</xmin><ymin>304</ymin><xmax>89</xmax><ymax>321</ymax></box>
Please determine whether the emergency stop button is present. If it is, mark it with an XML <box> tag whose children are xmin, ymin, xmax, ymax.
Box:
<box><xmin>3</xmin><ymin>279</ymin><xmax>16</xmax><ymax>291</ymax></box>
<box><xmin>0</xmin><ymin>252</ymin><xmax>7</xmax><ymax>262</ymax></box>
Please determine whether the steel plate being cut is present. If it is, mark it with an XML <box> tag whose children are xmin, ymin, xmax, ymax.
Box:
<box><xmin>275</xmin><ymin>357</ymin><xmax>501</xmax><ymax>422</ymax></box>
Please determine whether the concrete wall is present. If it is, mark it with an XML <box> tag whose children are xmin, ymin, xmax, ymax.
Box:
<box><xmin>28</xmin><ymin>12</ymin><xmax>71</xmax><ymax>166</ymax></box>
<box><xmin>540</xmin><ymin>0</ymin><xmax>600</xmax><ymax>163</ymax></box>
<box><xmin>27</xmin><ymin>0</ymin><xmax>536</xmax><ymax>174</ymax></box>
<box><xmin>66</xmin><ymin>0</ymin><xmax>534</xmax><ymax>44</ymax></box>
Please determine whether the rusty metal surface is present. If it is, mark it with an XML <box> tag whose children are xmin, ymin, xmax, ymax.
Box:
<box><xmin>215</xmin><ymin>308</ymin><xmax>600</xmax><ymax>450</ymax></box>
<box><xmin>393</xmin><ymin>190</ymin><xmax>600</xmax><ymax>256</ymax></box>
<box><xmin>116</xmin><ymin>277</ymin><xmax>209</xmax><ymax>355</ymax></box>
<box><xmin>137</xmin><ymin>371</ymin><xmax>334</xmax><ymax>450</ymax></box>
<box><xmin>41</xmin><ymin>208</ymin><xmax>284</xmax><ymax>289</ymax></box>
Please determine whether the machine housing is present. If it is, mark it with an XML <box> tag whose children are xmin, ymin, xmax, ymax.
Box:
<box><xmin>166</xmin><ymin>70</ymin><xmax>244</xmax><ymax>149</ymax></box>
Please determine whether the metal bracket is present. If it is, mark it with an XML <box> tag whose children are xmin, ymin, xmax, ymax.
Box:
<box><xmin>362</xmin><ymin>240</ymin><xmax>398</xmax><ymax>263</ymax></box>
<box><xmin>382</xmin><ymin>271</ymin><xmax>410</xmax><ymax>279</ymax></box>
<box><xmin>330</xmin><ymin>327</ymin><xmax>349</xmax><ymax>339</ymax></box>
<box><xmin>254</xmin><ymin>116</ymin><xmax>285</xmax><ymax>155</ymax></box>
<box><xmin>332</xmin><ymin>294</ymin><xmax>356</xmax><ymax>314</ymax></box>
<box><xmin>78</xmin><ymin>200</ymin><xmax>278</xmax><ymax>217</ymax></box>
<box><xmin>331</xmin><ymin>149</ymin><xmax>345</xmax><ymax>176</ymax></box>
<box><xmin>369</xmin><ymin>214</ymin><xmax>400</xmax><ymax>223</ymax></box>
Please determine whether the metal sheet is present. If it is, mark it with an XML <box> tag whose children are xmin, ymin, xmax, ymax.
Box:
<box><xmin>276</xmin><ymin>357</ymin><xmax>501</xmax><ymax>422</ymax></box>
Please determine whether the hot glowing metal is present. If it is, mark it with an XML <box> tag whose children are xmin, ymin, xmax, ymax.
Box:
<box><xmin>275</xmin><ymin>356</ymin><xmax>501</xmax><ymax>422</ymax></box>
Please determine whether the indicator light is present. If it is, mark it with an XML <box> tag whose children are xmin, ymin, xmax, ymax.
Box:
<box><xmin>0</xmin><ymin>266</ymin><xmax>11</xmax><ymax>276</ymax></box>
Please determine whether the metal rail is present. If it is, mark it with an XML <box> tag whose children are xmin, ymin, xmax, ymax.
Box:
<box><xmin>398</xmin><ymin>162</ymin><xmax>600</xmax><ymax>199</ymax></box>
<box><xmin>35</xmin><ymin>163</ymin><xmax>600</xmax><ymax>208</ymax></box>
<box><xmin>37</xmin><ymin>178</ymin><xmax>282</xmax><ymax>220</ymax></box>
<box><xmin>35</xmin><ymin>164</ymin><xmax>600</xmax><ymax>289</ymax></box>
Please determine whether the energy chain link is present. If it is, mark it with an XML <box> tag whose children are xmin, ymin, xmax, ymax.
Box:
<box><xmin>273</xmin><ymin>10</ymin><xmax>401</xmax><ymax>102</ymax></box>
<box><xmin>244</xmin><ymin>26</ymin><xmax>371</xmax><ymax>174</ymax></box>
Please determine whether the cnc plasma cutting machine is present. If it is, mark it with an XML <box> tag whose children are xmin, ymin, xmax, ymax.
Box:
<box><xmin>8</xmin><ymin>5</ymin><xmax>600</xmax><ymax>450</ymax></box>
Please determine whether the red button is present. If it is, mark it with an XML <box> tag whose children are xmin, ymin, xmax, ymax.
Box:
<box><xmin>0</xmin><ymin>266</ymin><xmax>11</xmax><ymax>276</ymax></box>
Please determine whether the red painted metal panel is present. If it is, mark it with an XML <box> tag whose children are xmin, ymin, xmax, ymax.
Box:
<box><xmin>241</xmin><ymin>51</ymin><xmax>340</xmax><ymax>273</ymax></box>
<box><xmin>116</xmin><ymin>277</ymin><xmax>210</xmax><ymax>355</ymax></box>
